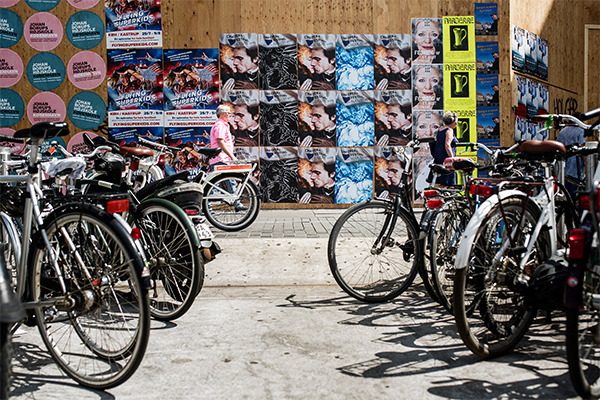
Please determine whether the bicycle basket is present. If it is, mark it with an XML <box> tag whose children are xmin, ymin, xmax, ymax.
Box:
<box><xmin>0</xmin><ymin>184</ymin><xmax>24</xmax><ymax>217</ymax></box>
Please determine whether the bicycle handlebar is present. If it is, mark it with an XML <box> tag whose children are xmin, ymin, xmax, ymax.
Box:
<box><xmin>0</xmin><ymin>134</ymin><xmax>26</xmax><ymax>144</ymax></box>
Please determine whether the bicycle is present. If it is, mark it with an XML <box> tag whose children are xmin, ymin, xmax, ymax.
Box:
<box><xmin>136</xmin><ymin>134</ymin><xmax>261</xmax><ymax>232</ymax></box>
<box><xmin>0</xmin><ymin>122</ymin><xmax>151</xmax><ymax>389</ymax></box>
<box><xmin>452</xmin><ymin>138</ymin><xmax>579</xmax><ymax>358</ymax></box>
<box><xmin>327</xmin><ymin>137</ymin><xmax>443</xmax><ymax>303</ymax></box>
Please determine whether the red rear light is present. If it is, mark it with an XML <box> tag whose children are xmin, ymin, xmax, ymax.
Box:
<box><xmin>470</xmin><ymin>185</ymin><xmax>493</xmax><ymax>197</ymax></box>
<box><xmin>568</xmin><ymin>229</ymin><xmax>586</xmax><ymax>259</ymax></box>
<box><xmin>130</xmin><ymin>160</ymin><xmax>139</xmax><ymax>171</ymax></box>
<box><xmin>426</xmin><ymin>199</ymin><xmax>443</xmax><ymax>209</ymax></box>
<box><xmin>158</xmin><ymin>154</ymin><xmax>165</xmax><ymax>167</ymax></box>
<box><xmin>185</xmin><ymin>209</ymin><xmax>198</xmax><ymax>216</ymax></box>
<box><xmin>578</xmin><ymin>195</ymin><xmax>590</xmax><ymax>210</ymax></box>
<box><xmin>106</xmin><ymin>199</ymin><xmax>129</xmax><ymax>214</ymax></box>
<box><xmin>131</xmin><ymin>227</ymin><xmax>141</xmax><ymax>240</ymax></box>
<box><xmin>423</xmin><ymin>190</ymin><xmax>438</xmax><ymax>198</ymax></box>
<box><xmin>596</xmin><ymin>188</ymin><xmax>600</xmax><ymax>210</ymax></box>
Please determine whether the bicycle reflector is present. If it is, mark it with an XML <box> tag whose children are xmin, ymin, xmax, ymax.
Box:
<box><xmin>185</xmin><ymin>209</ymin><xmax>198</xmax><ymax>216</ymax></box>
<box><xmin>470</xmin><ymin>185</ymin><xmax>493</xmax><ymax>197</ymax></box>
<box><xmin>131</xmin><ymin>227</ymin><xmax>141</xmax><ymax>241</ymax></box>
<box><xmin>157</xmin><ymin>154</ymin><xmax>165</xmax><ymax>168</ymax></box>
<box><xmin>106</xmin><ymin>199</ymin><xmax>129</xmax><ymax>214</ymax></box>
<box><xmin>426</xmin><ymin>199</ymin><xmax>443</xmax><ymax>209</ymax></box>
<box><xmin>568</xmin><ymin>229</ymin><xmax>586</xmax><ymax>259</ymax></box>
<box><xmin>423</xmin><ymin>190</ymin><xmax>438</xmax><ymax>198</ymax></box>
<box><xmin>577</xmin><ymin>188</ymin><xmax>600</xmax><ymax>210</ymax></box>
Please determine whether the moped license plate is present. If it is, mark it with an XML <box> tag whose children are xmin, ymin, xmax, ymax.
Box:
<box><xmin>195</xmin><ymin>223</ymin><xmax>214</xmax><ymax>239</ymax></box>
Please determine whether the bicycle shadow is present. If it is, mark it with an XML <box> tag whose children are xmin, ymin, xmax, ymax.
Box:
<box><xmin>278</xmin><ymin>283</ymin><xmax>575</xmax><ymax>399</ymax></box>
<box><xmin>10</xmin><ymin>340</ymin><xmax>117</xmax><ymax>399</ymax></box>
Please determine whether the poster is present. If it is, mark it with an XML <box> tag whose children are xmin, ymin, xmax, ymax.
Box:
<box><xmin>66</xmin><ymin>10</ymin><xmax>104</xmax><ymax>50</ymax></box>
<box><xmin>336</xmin><ymin>34</ymin><xmax>374</xmax><ymax>90</ymax></box>
<box><xmin>24</xmin><ymin>12</ymin><xmax>63</xmax><ymax>51</ymax></box>
<box><xmin>411</xmin><ymin>18</ymin><xmax>443</xmax><ymax>65</ymax></box>
<box><xmin>27</xmin><ymin>91</ymin><xmax>65</xmax><ymax>124</ymax></box>
<box><xmin>260</xmin><ymin>146</ymin><xmax>298</xmax><ymax>203</ymax></box>
<box><xmin>106</xmin><ymin>0</ymin><xmax>162</xmax><ymax>48</ymax></box>
<box><xmin>0</xmin><ymin>87</ymin><xmax>23</xmax><ymax>127</ymax></box>
<box><xmin>525</xmin><ymin>30</ymin><xmax>538</xmax><ymax>76</ymax></box>
<box><xmin>476</xmin><ymin>74</ymin><xmax>499</xmax><ymax>107</ymax></box>
<box><xmin>477</xmin><ymin>107</ymin><xmax>500</xmax><ymax>140</ymax></box>
<box><xmin>448</xmin><ymin>108</ymin><xmax>477</xmax><ymax>143</ymax></box>
<box><xmin>412</xmin><ymin>63</ymin><xmax>443</xmax><ymax>110</ymax></box>
<box><xmin>475</xmin><ymin>3</ymin><xmax>498</xmax><ymax>35</ymax></box>
<box><xmin>297</xmin><ymin>34</ymin><xmax>336</xmax><ymax>91</ymax></box>
<box><xmin>26</xmin><ymin>52</ymin><xmax>65</xmax><ymax>90</ymax></box>
<box><xmin>374</xmin><ymin>34</ymin><xmax>411</xmax><ymax>90</ymax></box>
<box><xmin>165</xmin><ymin>126</ymin><xmax>210</xmax><ymax>147</ymax></box>
<box><xmin>526</xmin><ymin>78</ymin><xmax>538</xmax><ymax>118</ymax></box>
<box><xmin>109</xmin><ymin>126</ymin><xmax>162</xmax><ymax>145</ymax></box>
<box><xmin>0</xmin><ymin>48</ymin><xmax>23</xmax><ymax>87</ymax></box>
<box><xmin>512</xmin><ymin>25</ymin><xmax>525</xmax><ymax>72</ymax></box>
<box><xmin>107</xmin><ymin>48</ymin><xmax>163</xmax><ymax>127</ymax></box>
<box><xmin>0</xmin><ymin>9</ymin><xmax>23</xmax><ymax>48</ymax></box>
<box><xmin>374</xmin><ymin>90</ymin><xmax>412</xmax><ymax>147</ymax></box>
<box><xmin>298</xmin><ymin>90</ymin><xmax>336</xmax><ymax>147</ymax></box>
<box><xmin>335</xmin><ymin>147</ymin><xmax>373</xmax><ymax>204</ymax></box>
<box><xmin>220</xmin><ymin>33</ymin><xmax>259</xmax><ymax>90</ymax></box>
<box><xmin>260</xmin><ymin>90</ymin><xmax>298</xmax><ymax>146</ymax></box>
<box><xmin>336</xmin><ymin>90</ymin><xmax>374</xmax><ymax>147</ymax></box>
<box><xmin>476</xmin><ymin>42</ymin><xmax>499</xmax><ymax>74</ymax></box>
<box><xmin>537</xmin><ymin>82</ymin><xmax>549</xmax><ymax>115</ymax></box>
<box><xmin>67</xmin><ymin>90</ymin><xmax>106</xmax><ymax>130</ymax></box>
<box><xmin>163</xmin><ymin>48</ymin><xmax>219</xmax><ymax>128</ymax></box>
<box><xmin>412</xmin><ymin>110</ymin><xmax>443</xmax><ymax>158</ymax></box>
<box><xmin>259</xmin><ymin>34</ymin><xmax>297</xmax><ymax>90</ymax></box>
<box><xmin>297</xmin><ymin>147</ymin><xmax>336</xmax><ymax>204</ymax></box>
<box><xmin>443</xmin><ymin>63</ymin><xmax>476</xmax><ymax>110</ymax></box>
<box><xmin>235</xmin><ymin>146</ymin><xmax>260</xmax><ymax>185</ymax></box>
<box><xmin>221</xmin><ymin>90</ymin><xmax>260</xmax><ymax>147</ymax></box>
<box><xmin>67</xmin><ymin>50</ymin><xmax>106</xmax><ymax>90</ymax></box>
<box><xmin>374</xmin><ymin>146</ymin><xmax>403</xmax><ymax>200</ymax></box>
<box><xmin>442</xmin><ymin>16</ymin><xmax>475</xmax><ymax>64</ymax></box>
<box><xmin>537</xmin><ymin>36</ymin><xmax>548</xmax><ymax>81</ymax></box>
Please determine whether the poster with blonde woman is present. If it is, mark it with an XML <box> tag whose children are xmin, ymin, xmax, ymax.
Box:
<box><xmin>411</xmin><ymin>18</ymin><xmax>443</xmax><ymax>65</ymax></box>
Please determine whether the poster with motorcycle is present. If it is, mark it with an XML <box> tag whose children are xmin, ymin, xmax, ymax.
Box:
<box><xmin>163</xmin><ymin>48</ymin><xmax>219</xmax><ymax>128</ymax></box>
<box><xmin>105</xmin><ymin>0</ymin><xmax>162</xmax><ymax>48</ymax></box>
<box><xmin>107</xmin><ymin>48</ymin><xmax>163</xmax><ymax>128</ymax></box>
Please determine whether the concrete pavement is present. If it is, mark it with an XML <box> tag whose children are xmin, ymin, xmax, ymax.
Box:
<box><xmin>8</xmin><ymin>209</ymin><xmax>578</xmax><ymax>399</ymax></box>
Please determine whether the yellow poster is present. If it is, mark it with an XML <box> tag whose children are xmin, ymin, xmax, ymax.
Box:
<box><xmin>443</xmin><ymin>16</ymin><xmax>476</xmax><ymax>63</ymax></box>
<box><xmin>444</xmin><ymin>63</ymin><xmax>477</xmax><ymax>110</ymax></box>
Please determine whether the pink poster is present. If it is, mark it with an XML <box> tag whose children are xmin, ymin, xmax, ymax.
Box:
<box><xmin>67</xmin><ymin>0</ymin><xmax>100</xmax><ymax>9</ymax></box>
<box><xmin>0</xmin><ymin>48</ymin><xmax>23</xmax><ymax>87</ymax></box>
<box><xmin>67</xmin><ymin>51</ymin><xmax>106</xmax><ymax>89</ymax></box>
<box><xmin>24</xmin><ymin>12</ymin><xmax>63</xmax><ymax>51</ymax></box>
<box><xmin>27</xmin><ymin>91</ymin><xmax>66</xmax><ymax>124</ymax></box>
<box><xmin>67</xmin><ymin>130</ymin><xmax>97</xmax><ymax>154</ymax></box>
<box><xmin>0</xmin><ymin>0</ymin><xmax>20</xmax><ymax>7</ymax></box>
<box><xmin>0</xmin><ymin>127</ymin><xmax>25</xmax><ymax>154</ymax></box>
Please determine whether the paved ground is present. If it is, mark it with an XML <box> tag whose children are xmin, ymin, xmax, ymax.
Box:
<box><xmin>8</xmin><ymin>209</ymin><xmax>580</xmax><ymax>399</ymax></box>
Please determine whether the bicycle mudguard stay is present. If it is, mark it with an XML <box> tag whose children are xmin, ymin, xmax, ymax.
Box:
<box><xmin>454</xmin><ymin>189</ymin><xmax>536</xmax><ymax>270</ymax></box>
<box><xmin>33</xmin><ymin>203</ymin><xmax>151</xmax><ymax>290</ymax></box>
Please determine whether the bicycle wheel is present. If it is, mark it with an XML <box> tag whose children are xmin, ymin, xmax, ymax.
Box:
<box><xmin>30</xmin><ymin>207</ymin><xmax>150</xmax><ymax>389</ymax></box>
<box><xmin>430</xmin><ymin>202</ymin><xmax>472</xmax><ymax>314</ymax></box>
<box><xmin>419</xmin><ymin>209</ymin><xmax>441</xmax><ymax>305</ymax></box>
<box><xmin>0</xmin><ymin>213</ymin><xmax>21</xmax><ymax>291</ymax></box>
<box><xmin>202</xmin><ymin>175</ymin><xmax>260</xmax><ymax>231</ymax></box>
<box><xmin>328</xmin><ymin>200</ymin><xmax>422</xmax><ymax>302</ymax></box>
<box><xmin>453</xmin><ymin>195</ymin><xmax>550</xmax><ymax>358</ymax></box>
<box><xmin>566</xmin><ymin>250</ymin><xmax>600</xmax><ymax>399</ymax></box>
<box><xmin>133</xmin><ymin>200</ymin><xmax>203</xmax><ymax>321</ymax></box>
<box><xmin>0</xmin><ymin>322</ymin><xmax>12</xmax><ymax>400</ymax></box>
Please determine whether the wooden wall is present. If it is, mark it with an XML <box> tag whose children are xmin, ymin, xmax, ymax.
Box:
<box><xmin>5</xmin><ymin>0</ymin><xmax>599</xmax><ymax>145</ymax></box>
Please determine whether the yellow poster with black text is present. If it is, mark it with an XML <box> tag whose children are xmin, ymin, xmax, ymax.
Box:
<box><xmin>443</xmin><ymin>16</ymin><xmax>475</xmax><ymax>63</ymax></box>
<box><xmin>444</xmin><ymin>63</ymin><xmax>476</xmax><ymax>110</ymax></box>
<box><xmin>446</xmin><ymin>108</ymin><xmax>477</xmax><ymax>183</ymax></box>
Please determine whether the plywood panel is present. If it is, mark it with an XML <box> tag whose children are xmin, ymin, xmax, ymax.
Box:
<box><xmin>587</xmin><ymin>27</ymin><xmax>600</xmax><ymax>111</ymax></box>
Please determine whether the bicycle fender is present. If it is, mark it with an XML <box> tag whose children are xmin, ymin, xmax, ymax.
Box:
<box><xmin>454</xmin><ymin>189</ymin><xmax>531</xmax><ymax>270</ymax></box>
<box><xmin>0</xmin><ymin>212</ymin><xmax>21</xmax><ymax>271</ymax></box>
<box><xmin>136</xmin><ymin>198</ymin><xmax>201</xmax><ymax>249</ymax></box>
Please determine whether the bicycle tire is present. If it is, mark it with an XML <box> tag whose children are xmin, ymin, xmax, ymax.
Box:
<box><xmin>453</xmin><ymin>195</ymin><xmax>550</xmax><ymax>358</ymax></box>
<box><xmin>29</xmin><ymin>207</ymin><xmax>150</xmax><ymax>389</ymax></box>
<box><xmin>419</xmin><ymin>209</ymin><xmax>441</xmax><ymax>305</ymax></box>
<box><xmin>430</xmin><ymin>202</ymin><xmax>472</xmax><ymax>314</ymax></box>
<box><xmin>202</xmin><ymin>175</ymin><xmax>260</xmax><ymax>232</ymax></box>
<box><xmin>0</xmin><ymin>322</ymin><xmax>12</xmax><ymax>400</ymax></box>
<box><xmin>133</xmin><ymin>200</ymin><xmax>204</xmax><ymax>321</ymax></box>
<box><xmin>328</xmin><ymin>200</ymin><xmax>422</xmax><ymax>302</ymax></box>
<box><xmin>566</xmin><ymin>255</ymin><xmax>600</xmax><ymax>399</ymax></box>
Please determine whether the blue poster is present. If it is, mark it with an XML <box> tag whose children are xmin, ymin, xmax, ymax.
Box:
<box><xmin>0</xmin><ymin>88</ymin><xmax>24</xmax><ymax>127</ymax></box>
<box><xmin>25</xmin><ymin>0</ymin><xmax>60</xmax><ymax>12</ymax></box>
<box><xmin>105</xmin><ymin>0</ymin><xmax>162</xmax><ymax>48</ymax></box>
<box><xmin>335</xmin><ymin>147</ymin><xmax>373</xmax><ymax>204</ymax></box>
<box><xmin>67</xmin><ymin>91</ymin><xmax>106</xmax><ymax>130</ymax></box>
<box><xmin>476</xmin><ymin>74</ymin><xmax>499</xmax><ymax>107</ymax></box>
<box><xmin>477</xmin><ymin>107</ymin><xmax>500</xmax><ymax>140</ymax></box>
<box><xmin>475</xmin><ymin>3</ymin><xmax>498</xmax><ymax>35</ymax></box>
<box><xmin>0</xmin><ymin>9</ymin><xmax>23</xmax><ymax>48</ymax></box>
<box><xmin>26</xmin><ymin>52</ymin><xmax>65</xmax><ymax>90</ymax></box>
<box><xmin>336</xmin><ymin>91</ymin><xmax>374</xmax><ymax>147</ymax></box>
<box><xmin>66</xmin><ymin>11</ymin><xmax>104</xmax><ymax>50</ymax></box>
<box><xmin>336</xmin><ymin>34</ymin><xmax>374</xmax><ymax>90</ymax></box>
<box><xmin>476</xmin><ymin>42</ymin><xmax>499</xmax><ymax>74</ymax></box>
